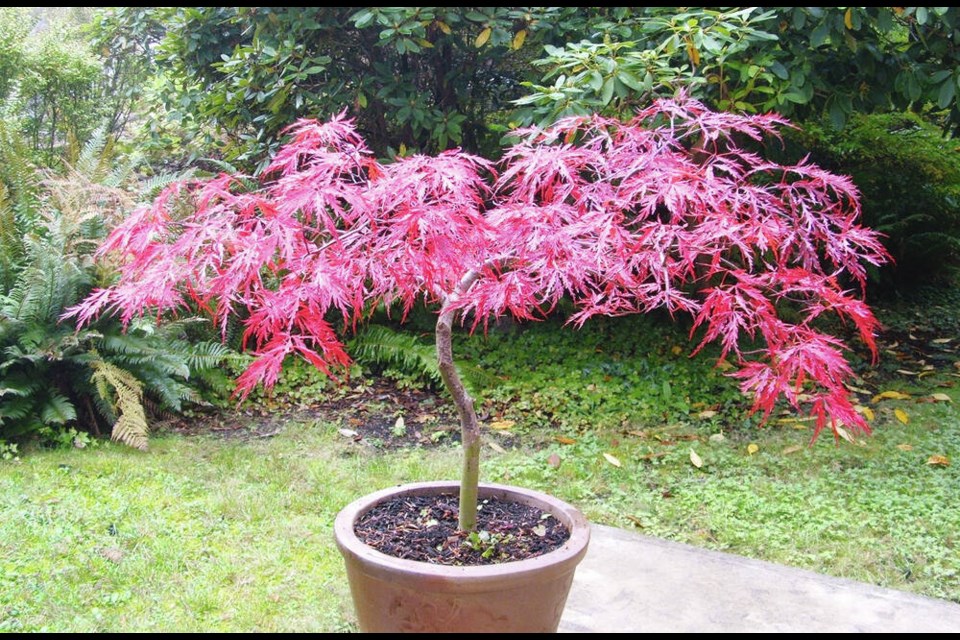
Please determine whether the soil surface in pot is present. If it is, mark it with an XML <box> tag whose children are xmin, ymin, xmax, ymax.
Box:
<box><xmin>354</xmin><ymin>493</ymin><xmax>570</xmax><ymax>565</ymax></box>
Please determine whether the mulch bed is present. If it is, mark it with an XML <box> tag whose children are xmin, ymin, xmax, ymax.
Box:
<box><xmin>160</xmin><ymin>378</ymin><xmax>521</xmax><ymax>451</ymax></box>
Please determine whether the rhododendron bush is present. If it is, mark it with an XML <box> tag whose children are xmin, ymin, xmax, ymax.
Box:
<box><xmin>69</xmin><ymin>95</ymin><xmax>888</xmax><ymax>531</ymax></box>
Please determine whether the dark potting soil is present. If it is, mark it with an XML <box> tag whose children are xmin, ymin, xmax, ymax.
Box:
<box><xmin>354</xmin><ymin>493</ymin><xmax>571</xmax><ymax>566</ymax></box>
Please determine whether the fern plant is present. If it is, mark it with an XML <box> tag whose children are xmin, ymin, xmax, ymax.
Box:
<box><xmin>0</xmin><ymin>123</ymin><xmax>232</xmax><ymax>449</ymax></box>
<box><xmin>349</xmin><ymin>324</ymin><xmax>442</xmax><ymax>385</ymax></box>
<box><xmin>349</xmin><ymin>323</ymin><xmax>495</xmax><ymax>396</ymax></box>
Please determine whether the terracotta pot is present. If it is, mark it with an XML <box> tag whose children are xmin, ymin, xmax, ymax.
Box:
<box><xmin>334</xmin><ymin>481</ymin><xmax>591</xmax><ymax>633</ymax></box>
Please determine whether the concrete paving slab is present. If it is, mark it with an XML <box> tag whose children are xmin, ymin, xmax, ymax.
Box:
<box><xmin>559</xmin><ymin>524</ymin><xmax>960</xmax><ymax>633</ymax></box>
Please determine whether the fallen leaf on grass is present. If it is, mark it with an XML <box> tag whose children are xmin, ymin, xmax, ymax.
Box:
<box><xmin>554</xmin><ymin>435</ymin><xmax>576</xmax><ymax>445</ymax></box>
<box><xmin>896</xmin><ymin>443</ymin><xmax>913</xmax><ymax>451</ymax></box>
<box><xmin>928</xmin><ymin>393</ymin><xmax>953</xmax><ymax>403</ymax></box>
<box><xmin>747</xmin><ymin>443</ymin><xmax>759</xmax><ymax>455</ymax></box>
<box><xmin>625</xmin><ymin>514</ymin><xmax>645</xmax><ymax>528</ymax></box>
<box><xmin>697</xmin><ymin>410</ymin><xmax>717</xmax><ymax>419</ymax></box>
<box><xmin>926</xmin><ymin>455</ymin><xmax>950</xmax><ymax>467</ymax></box>
<box><xmin>932</xmin><ymin>338</ymin><xmax>953</xmax><ymax>344</ymax></box>
<box><xmin>781</xmin><ymin>445</ymin><xmax>803</xmax><ymax>455</ymax></box>
<box><xmin>835</xmin><ymin>425</ymin><xmax>855</xmax><ymax>443</ymax></box>
<box><xmin>338</xmin><ymin>428</ymin><xmax>359</xmax><ymax>438</ymax></box>
<box><xmin>488</xmin><ymin>441</ymin><xmax>506</xmax><ymax>454</ymax></box>
<box><xmin>489</xmin><ymin>419</ymin><xmax>516</xmax><ymax>431</ymax></box>
<box><xmin>855</xmin><ymin>405</ymin><xmax>875</xmax><ymax>421</ymax></box>
<box><xmin>896</xmin><ymin>369</ymin><xmax>920</xmax><ymax>376</ymax></box>
<box><xmin>872</xmin><ymin>390</ymin><xmax>911</xmax><ymax>403</ymax></box>
<box><xmin>709</xmin><ymin>433</ymin><xmax>725</xmax><ymax>443</ymax></box>
<box><xmin>603</xmin><ymin>452</ymin><xmax>621</xmax><ymax>467</ymax></box>
<box><xmin>894</xmin><ymin>408</ymin><xmax>910</xmax><ymax>425</ymax></box>
<box><xmin>689</xmin><ymin>448</ymin><xmax>703</xmax><ymax>468</ymax></box>
<box><xmin>844</xmin><ymin>383</ymin><xmax>872</xmax><ymax>395</ymax></box>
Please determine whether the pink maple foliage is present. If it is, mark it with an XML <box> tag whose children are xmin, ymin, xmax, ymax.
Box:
<box><xmin>69</xmin><ymin>95</ymin><xmax>889</xmax><ymax>446</ymax></box>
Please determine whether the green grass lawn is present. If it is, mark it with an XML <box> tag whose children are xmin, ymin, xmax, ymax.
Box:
<box><xmin>1</xmin><ymin>298</ymin><xmax>959</xmax><ymax>631</ymax></box>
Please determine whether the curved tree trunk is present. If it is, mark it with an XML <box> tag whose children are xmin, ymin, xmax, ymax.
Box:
<box><xmin>436</xmin><ymin>271</ymin><xmax>482</xmax><ymax>532</ymax></box>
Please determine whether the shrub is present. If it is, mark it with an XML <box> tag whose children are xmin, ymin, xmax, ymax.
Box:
<box><xmin>788</xmin><ymin>111</ymin><xmax>960</xmax><ymax>292</ymax></box>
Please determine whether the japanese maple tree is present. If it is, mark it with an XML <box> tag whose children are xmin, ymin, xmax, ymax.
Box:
<box><xmin>69</xmin><ymin>95</ymin><xmax>889</xmax><ymax>532</ymax></box>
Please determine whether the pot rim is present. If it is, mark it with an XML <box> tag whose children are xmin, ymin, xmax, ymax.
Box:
<box><xmin>334</xmin><ymin>480</ymin><xmax>591</xmax><ymax>583</ymax></box>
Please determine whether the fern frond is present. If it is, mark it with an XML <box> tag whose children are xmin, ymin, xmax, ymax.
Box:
<box><xmin>39</xmin><ymin>393</ymin><xmax>77</xmax><ymax>425</ymax></box>
<box><xmin>103</xmin><ymin>147</ymin><xmax>143</xmax><ymax>189</ymax></box>
<box><xmin>138</xmin><ymin>169</ymin><xmax>195</xmax><ymax>200</ymax></box>
<box><xmin>101</xmin><ymin>331</ymin><xmax>190</xmax><ymax>378</ymax></box>
<box><xmin>6</xmin><ymin>228</ymin><xmax>85</xmax><ymax>325</ymax></box>
<box><xmin>200</xmin><ymin>158</ymin><xmax>241</xmax><ymax>174</ymax></box>
<box><xmin>350</xmin><ymin>324</ymin><xmax>442</xmax><ymax>383</ymax></box>
<box><xmin>75</xmin><ymin>124</ymin><xmax>109</xmax><ymax>181</ymax></box>
<box><xmin>90</xmin><ymin>359</ymin><xmax>149</xmax><ymax>451</ymax></box>
<box><xmin>0</xmin><ymin>105</ymin><xmax>42</xmax><ymax>240</ymax></box>
<box><xmin>0</xmin><ymin>183</ymin><xmax>23</xmax><ymax>293</ymax></box>
<box><xmin>0</xmin><ymin>398</ymin><xmax>36</xmax><ymax>423</ymax></box>
<box><xmin>174</xmin><ymin>339</ymin><xmax>234</xmax><ymax>372</ymax></box>
<box><xmin>91</xmin><ymin>368</ymin><xmax>118</xmax><ymax>423</ymax></box>
<box><xmin>349</xmin><ymin>324</ymin><xmax>496</xmax><ymax>396</ymax></box>
<box><xmin>132</xmin><ymin>365</ymin><xmax>195</xmax><ymax>410</ymax></box>
<box><xmin>2</xmin><ymin>343</ymin><xmax>47</xmax><ymax>367</ymax></box>
<box><xmin>100</xmin><ymin>330</ymin><xmax>160</xmax><ymax>356</ymax></box>
<box><xmin>42</xmin><ymin>169</ymin><xmax>136</xmax><ymax>237</ymax></box>
<box><xmin>0</xmin><ymin>371</ymin><xmax>41</xmax><ymax>398</ymax></box>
